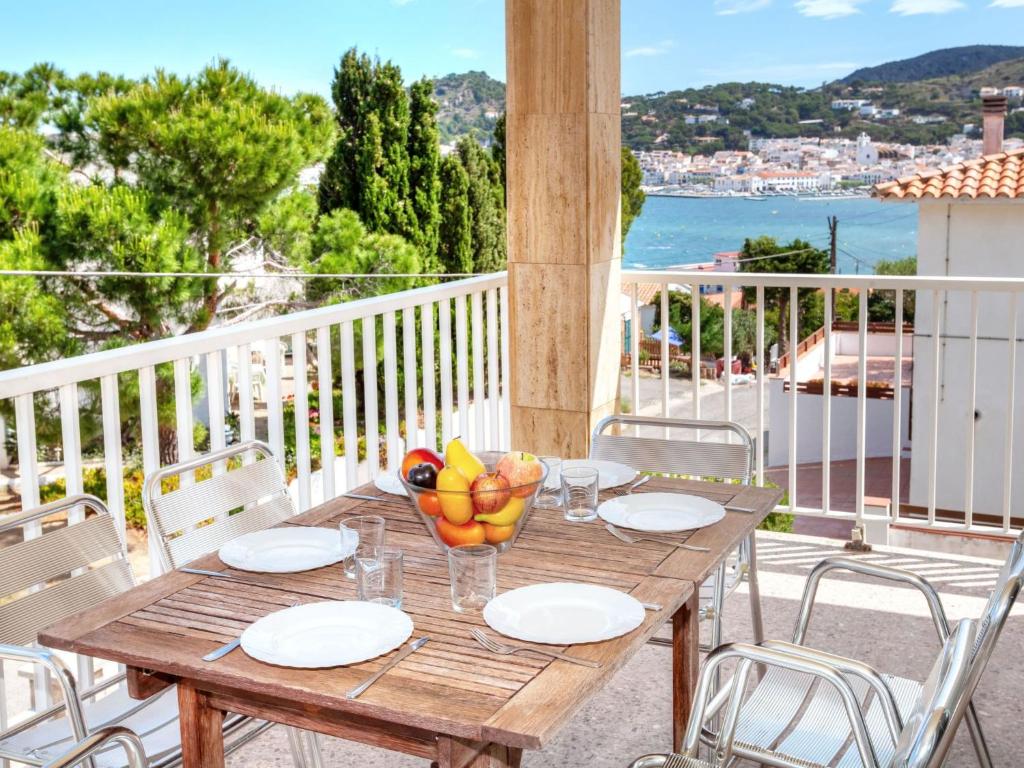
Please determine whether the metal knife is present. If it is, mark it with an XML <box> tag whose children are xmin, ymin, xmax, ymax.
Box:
<box><xmin>345</xmin><ymin>637</ymin><xmax>429</xmax><ymax>700</ymax></box>
<box><xmin>203</xmin><ymin>638</ymin><xmax>241</xmax><ymax>662</ymax></box>
<box><xmin>343</xmin><ymin>492</ymin><xmax>406</xmax><ymax>504</ymax></box>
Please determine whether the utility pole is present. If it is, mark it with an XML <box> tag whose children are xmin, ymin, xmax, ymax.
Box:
<box><xmin>827</xmin><ymin>215</ymin><xmax>838</xmax><ymax>314</ymax></box>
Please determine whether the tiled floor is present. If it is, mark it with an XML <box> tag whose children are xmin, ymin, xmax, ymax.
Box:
<box><xmin>227</xmin><ymin>531</ymin><xmax>1021</xmax><ymax>767</ymax></box>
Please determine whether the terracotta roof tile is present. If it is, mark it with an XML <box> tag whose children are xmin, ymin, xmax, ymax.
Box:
<box><xmin>874</xmin><ymin>149</ymin><xmax>1024</xmax><ymax>200</ymax></box>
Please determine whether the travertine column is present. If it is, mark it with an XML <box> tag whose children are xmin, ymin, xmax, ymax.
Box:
<box><xmin>505</xmin><ymin>0</ymin><xmax>622</xmax><ymax>457</ymax></box>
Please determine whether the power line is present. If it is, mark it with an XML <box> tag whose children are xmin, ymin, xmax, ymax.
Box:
<box><xmin>0</xmin><ymin>269</ymin><xmax>478</xmax><ymax>280</ymax></box>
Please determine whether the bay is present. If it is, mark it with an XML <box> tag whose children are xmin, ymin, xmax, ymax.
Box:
<box><xmin>623</xmin><ymin>195</ymin><xmax>918</xmax><ymax>273</ymax></box>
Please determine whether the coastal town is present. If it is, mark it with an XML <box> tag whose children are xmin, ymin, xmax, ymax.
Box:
<box><xmin>634</xmin><ymin>86</ymin><xmax>1024</xmax><ymax>196</ymax></box>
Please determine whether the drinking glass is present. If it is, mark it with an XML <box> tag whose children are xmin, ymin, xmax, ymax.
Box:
<box><xmin>561</xmin><ymin>466</ymin><xmax>599</xmax><ymax>522</ymax></box>
<box><xmin>356</xmin><ymin>547</ymin><xmax>404</xmax><ymax>608</ymax></box>
<box><xmin>536</xmin><ymin>456</ymin><xmax>562</xmax><ymax>508</ymax></box>
<box><xmin>340</xmin><ymin>515</ymin><xmax>385</xmax><ymax>579</ymax></box>
<box><xmin>448</xmin><ymin>544</ymin><xmax>497</xmax><ymax>613</ymax></box>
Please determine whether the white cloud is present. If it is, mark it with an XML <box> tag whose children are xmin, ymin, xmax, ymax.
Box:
<box><xmin>625</xmin><ymin>40</ymin><xmax>675</xmax><ymax>58</ymax></box>
<box><xmin>989</xmin><ymin>0</ymin><xmax>1024</xmax><ymax>6</ymax></box>
<box><xmin>714</xmin><ymin>0</ymin><xmax>772</xmax><ymax>14</ymax></box>
<box><xmin>451</xmin><ymin>48</ymin><xmax>480</xmax><ymax>59</ymax></box>
<box><xmin>794</xmin><ymin>0</ymin><xmax>869</xmax><ymax>18</ymax></box>
<box><xmin>891</xmin><ymin>0</ymin><xmax>965</xmax><ymax>12</ymax></box>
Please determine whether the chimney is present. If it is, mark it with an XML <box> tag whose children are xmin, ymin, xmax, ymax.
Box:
<box><xmin>982</xmin><ymin>94</ymin><xmax>1007</xmax><ymax>155</ymax></box>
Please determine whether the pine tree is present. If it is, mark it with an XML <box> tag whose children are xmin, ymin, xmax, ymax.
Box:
<box><xmin>437</xmin><ymin>155</ymin><xmax>473</xmax><ymax>274</ymax></box>
<box><xmin>621</xmin><ymin>147</ymin><xmax>646</xmax><ymax>246</ymax></box>
<box><xmin>408</xmin><ymin>78</ymin><xmax>441</xmax><ymax>272</ymax></box>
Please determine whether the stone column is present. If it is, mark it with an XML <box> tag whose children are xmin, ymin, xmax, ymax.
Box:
<box><xmin>505</xmin><ymin>0</ymin><xmax>622</xmax><ymax>457</ymax></box>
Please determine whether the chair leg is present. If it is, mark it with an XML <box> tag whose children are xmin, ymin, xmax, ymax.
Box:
<box><xmin>285</xmin><ymin>727</ymin><xmax>323</xmax><ymax>768</ymax></box>
<box><xmin>745</xmin><ymin>532</ymin><xmax>764</xmax><ymax>645</ymax></box>
<box><xmin>709</xmin><ymin>561</ymin><xmax>728</xmax><ymax>703</ymax></box>
<box><xmin>964</xmin><ymin>701</ymin><xmax>995</xmax><ymax>768</ymax></box>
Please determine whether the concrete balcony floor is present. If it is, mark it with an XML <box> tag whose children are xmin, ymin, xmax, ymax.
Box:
<box><xmin>227</xmin><ymin>531</ymin><xmax>1022</xmax><ymax>767</ymax></box>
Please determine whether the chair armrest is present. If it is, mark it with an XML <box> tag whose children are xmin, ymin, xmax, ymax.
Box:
<box><xmin>683</xmin><ymin>642</ymin><xmax>884</xmax><ymax>768</ymax></box>
<box><xmin>41</xmin><ymin>726</ymin><xmax>148</xmax><ymax>768</ymax></box>
<box><xmin>759</xmin><ymin>640</ymin><xmax>902</xmax><ymax>743</ymax></box>
<box><xmin>0</xmin><ymin>644</ymin><xmax>89</xmax><ymax>745</ymax></box>
<box><xmin>793</xmin><ymin>557</ymin><xmax>951</xmax><ymax>646</ymax></box>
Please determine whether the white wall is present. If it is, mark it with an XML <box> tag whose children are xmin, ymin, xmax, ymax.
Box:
<box><xmin>909</xmin><ymin>200</ymin><xmax>1024</xmax><ymax>518</ymax></box>
<box><xmin>768</xmin><ymin>377</ymin><xmax>911</xmax><ymax>466</ymax></box>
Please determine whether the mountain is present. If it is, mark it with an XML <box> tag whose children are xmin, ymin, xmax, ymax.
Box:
<box><xmin>432</xmin><ymin>50</ymin><xmax>1024</xmax><ymax>152</ymax></box>
<box><xmin>432</xmin><ymin>71</ymin><xmax>505</xmax><ymax>144</ymax></box>
<box><xmin>840</xmin><ymin>45</ymin><xmax>1024</xmax><ymax>85</ymax></box>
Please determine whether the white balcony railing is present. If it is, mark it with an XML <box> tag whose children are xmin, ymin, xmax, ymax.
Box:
<box><xmin>0</xmin><ymin>273</ymin><xmax>511</xmax><ymax>578</ymax></box>
<box><xmin>623</xmin><ymin>269</ymin><xmax>1024</xmax><ymax>539</ymax></box>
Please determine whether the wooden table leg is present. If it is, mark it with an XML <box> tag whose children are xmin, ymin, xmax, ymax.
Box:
<box><xmin>672</xmin><ymin>591</ymin><xmax>700</xmax><ymax>753</ymax></box>
<box><xmin>178</xmin><ymin>681</ymin><xmax>225</xmax><ymax>768</ymax></box>
<box><xmin>435</xmin><ymin>737</ymin><xmax>522</xmax><ymax>768</ymax></box>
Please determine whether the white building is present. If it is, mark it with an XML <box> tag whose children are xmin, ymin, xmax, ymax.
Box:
<box><xmin>875</xmin><ymin>96</ymin><xmax>1024</xmax><ymax>521</ymax></box>
<box><xmin>832</xmin><ymin>99</ymin><xmax>871</xmax><ymax>111</ymax></box>
<box><xmin>856</xmin><ymin>133</ymin><xmax>878</xmax><ymax>166</ymax></box>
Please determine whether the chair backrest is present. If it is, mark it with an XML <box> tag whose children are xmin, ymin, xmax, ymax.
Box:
<box><xmin>0</xmin><ymin>495</ymin><xmax>134</xmax><ymax>647</ymax></box>
<box><xmin>891</xmin><ymin>618</ymin><xmax>975</xmax><ymax>768</ymax></box>
<box><xmin>143</xmin><ymin>440</ymin><xmax>296</xmax><ymax>570</ymax></box>
<box><xmin>972</xmin><ymin>528</ymin><xmax>1024</xmax><ymax>665</ymax></box>
<box><xmin>591</xmin><ymin>415</ymin><xmax>753</xmax><ymax>483</ymax></box>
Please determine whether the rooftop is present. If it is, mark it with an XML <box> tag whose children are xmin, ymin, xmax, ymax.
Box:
<box><xmin>874</xmin><ymin>148</ymin><xmax>1024</xmax><ymax>200</ymax></box>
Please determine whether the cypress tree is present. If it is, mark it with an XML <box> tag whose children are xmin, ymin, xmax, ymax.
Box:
<box><xmin>455</xmin><ymin>137</ymin><xmax>506</xmax><ymax>273</ymax></box>
<box><xmin>408</xmin><ymin>78</ymin><xmax>441</xmax><ymax>272</ymax></box>
<box><xmin>437</xmin><ymin>155</ymin><xmax>473</xmax><ymax>274</ymax></box>
<box><xmin>319</xmin><ymin>49</ymin><xmax>414</xmax><ymax>240</ymax></box>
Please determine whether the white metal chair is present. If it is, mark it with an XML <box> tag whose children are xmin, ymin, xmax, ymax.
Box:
<box><xmin>44</xmin><ymin>726</ymin><xmax>148</xmax><ymax>768</ymax></box>
<box><xmin>786</xmin><ymin>528</ymin><xmax>1024</xmax><ymax>768</ymax></box>
<box><xmin>630</xmin><ymin>617</ymin><xmax>977</xmax><ymax>768</ymax></box>
<box><xmin>591</xmin><ymin>415</ymin><xmax>762</xmax><ymax>651</ymax></box>
<box><xmin>0</xmin><ymin>494</ymin><xmax>267</xmax><ymax>767</ymax></box>
<box><xmin>142</xmin><ymin>440</ymin><xmax>323</xmax><ymax>768</ymax></box>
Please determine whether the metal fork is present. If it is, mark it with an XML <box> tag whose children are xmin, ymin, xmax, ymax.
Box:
<box><xmin>470</xmin><ymin>629</ymin><xmax>601</xmax><ymax>668</ymax></box>
<box><xmin>604</xmin><ymin>522</ymin><xmax>710</xmax><ymax>552</ymax></box>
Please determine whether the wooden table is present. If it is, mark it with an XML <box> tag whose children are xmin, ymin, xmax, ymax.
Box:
<box><xmin>40</xmin><ymin>476</ymin><xmax>781</xmax><ymax>768</ymax></box>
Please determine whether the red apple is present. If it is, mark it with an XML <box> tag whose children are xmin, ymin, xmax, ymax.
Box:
<box><xmin>401</xmin><ymin>447</ymin><xmax>444</xmax><ymax>480</ymax></box>
<box><xmin>496</xmin><ymin>451</ymin><xmax>544</xmax><ymax>498</ymax></box>
<box><xmin>471</xmin><ymin>472</ymin><xmax>512</xmax><ymax>513</ymax></box>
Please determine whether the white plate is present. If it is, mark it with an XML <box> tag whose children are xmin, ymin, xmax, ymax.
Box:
<box><xmin>374</xmin><ymin>471</ymin><xmax>409</xmax><ymax>497</ymax></box>
<box><xmin>544</xmin><ymin>459</ymin><xmax>638</xmax><ymax>491</ymax></box>
<box><xmin>483</xmin><ymin>583</ymin><xmax>645</xmax><ymax>645</ymax></box>
<box><xmin>219</xmin><ymin>527</ymin><xmax>356</xmax><ymax>573</ymax></box>
<box><xmin>241</xmin><ymin>601</ymin><xmax>413</xmax><ymax>668</ymax></box>
<box><xmin>598</xmin><ymin>492</ymin><xmax>725</xmax><ymax>533</ymax></box>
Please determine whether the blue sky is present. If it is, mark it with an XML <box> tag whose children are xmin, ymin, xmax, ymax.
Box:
<box><xmin>2</xmin><ymin>0</ymin><xmax>1022</xmax><ymax>96</ymax></box>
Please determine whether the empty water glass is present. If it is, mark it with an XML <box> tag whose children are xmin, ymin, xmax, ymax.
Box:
<box><xmin>340</xmin><ymin>515</ymin><xmax>385</xmax><ymax>579</ymax></box>
<box><xmin>356</xmin><ymin>547</ymin><xmax>403</xmax><ymax>609</ymax></box>
<box><xmin>448</xmin><ymin>544</ymin><xmax>497</xmax><ymax>613</ymax></box>
<box><xmin>536</xmin><ymin>456</ymin><xmax>562</xmax><ymax>508</ymax></box>
<box><xmin>561</xmin><ymin>466</ymin><xmax>599</xmax><ymax>522</ymax></box>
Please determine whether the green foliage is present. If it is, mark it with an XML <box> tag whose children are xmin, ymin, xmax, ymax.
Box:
<box><xmin>841</xmin><ymin>45</ymin><xmax>1024</xmax><ymax>85</ymax></box>
<box><xmin>621</xmin><ymin>147</ymin><xmax>645</xmax><ymax>248</ymax></box>
<box><xmin>85</xmin><ymin>60</ymin><xmax>332</xmax><ymax>332</ymax></box>
<box><xmin>433</xmin><ymin>71</ymin><xmax>505</xmax><ymax>144</ymax></box>
<box><xmin>319</xmin><ymin>49</ymin><xmax>414</xmax><ymax>239</ymax></box>
<box><xmin>653</xmin><ymin>290</ymin><xmax>778</xmax><ymax>360</ymax></box>
<box><xmin>408</xmin><ymin>79</ymin><xmax>442</xmax><ymax>273</ymax></box>
<box><xmin>437</xmin><ymin>155</ymin><xmax>473</xmax><ymax>274</ymax></box>
<box><xmin>455</xmin><ymin>138</ymin><xmax>506</xmax><ymax>272</ymax></box>
<box><xmin>869</xmin><ymin>256</ymin><xmax>917</xmax><ymax>323</ymax></box>
<box><xmin>739</xmin><ymin>237</ymin><xmax>830</xmax><ymax>350</ymax></box>
<box><xmin>492</xmin><ymin>113</ymin><xmax>506</xmax><ymax>190</ymax></box>
<box><xmin>306</xmin><ymin>209</ymin><xmax>420</xmax><ymax>303</ymax></box>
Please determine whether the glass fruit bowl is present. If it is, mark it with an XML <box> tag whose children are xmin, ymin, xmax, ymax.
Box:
<box><xmin>398</xmin><ymin>450</ymin><xmax>549</xmax><ymax>554</ymax></box>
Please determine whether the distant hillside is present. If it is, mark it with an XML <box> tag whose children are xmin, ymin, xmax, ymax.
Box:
<box><xmin>840</xmin><ymin>45</ymin><xmax>1024</xmax><ymax>85</ymax></box>
<box><xmin>432</xmin><ymin>71</ymin><xmax>505</xmax><ymax>144</ymax></box>
<box><xmin>433</xmin><ymin>51</ymin><xmax>1024</xmax><ymax>152</ymax></box>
